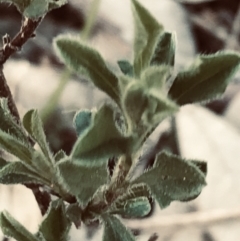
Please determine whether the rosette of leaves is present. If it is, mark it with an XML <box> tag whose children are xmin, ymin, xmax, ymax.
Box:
<box><xmin>0</xmin><ymin>0</ymin><xmax>240</xmax><ymax>241</ymax></box>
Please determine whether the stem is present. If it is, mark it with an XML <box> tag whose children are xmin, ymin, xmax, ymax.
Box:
<box><xmin>0</xmin><ymin>16</ymin><xmax>52</xmax><ymax>215</ymax></box>
<box><xmin>0</xmin><ymin>67</ymin><xmax>20</xmax><ymax>123</ymax></box>
<box><xmin>81</xmin><ymin>0</ymin><xmax>102</xmax><ymax>41</ymax></box>
<box><xmin>0</xmin><ymin>18</ymin><xmax>42</xmax><ymax>65</ymax></box>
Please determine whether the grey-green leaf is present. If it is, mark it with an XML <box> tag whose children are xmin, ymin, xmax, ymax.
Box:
<box><xmin>0</xmin><ymin>211</ymin><xmax>39</xmax><ymax>241</ymax></box>
<box><xmin>23</xmin><ymin>109</ymin><xmax>53</xmax><ymax>163</ymax></box>
<box><xmin>132</xmin><ymin>0</ymin><xmax>163</xmax><ymax>76</ymax></box>
<box><xmin>102</xmin><ymin>214</ymin><xmax>135</xmax><ymax>241</ymax></box>
<box><xmin>54</xmin><ymin>35</ymin><xmax>120</xmax><ymax>105</ymax></box>
<box><xmin>133</xmin><ymin>152</ymin><xmax>206</xmax><ymax>209</ymax></box>
<box><xmin>73</xmin><ymin>109</ymin><xmax>93</xmax><ymax>137</ymax></box>
<box><xmin>117</xmin><ymin>60</ymin><xmax>134</xmax><ymax>76</ymax></box>
<box><xmin>111</xmin><ymin>197</ymin><xmax>151</xmax><ymax>218</ymax></box>
<box><xmin>169</xmin><ymin>52</ymin><xmax>240</xmax><ymax>105</ymax></box>
<box><xmin>48</xmin><ymin>0</ymin><xmax>68</xmax><ymax>11</ymax></box>
<box><xmin>0</xmin><ymin>161</ymin><xmax>45</xmax><ymax>185</ymax></box>
<box><xmin>71</xmin><ymin>105</ymin><xmax>131</xmax><ymax>165</ymax></box>
<box><xmin>0</xmin><ymin>129</ymin><xmax>34</xmax><ymax>164</ymax></box>
<box><xmin>151</xmin><ymin>32</ymin><xmax>176</xmax><ymax>66</ymax></box>
<box><xmin>0</xmin><ymin>98</ymin><xmax>29</xmax><ymax>144</ymax></box>
<box><xmin>0</xmin><ymin>0</ymin><xmax>68</xmax><ymax>19</ymax></box>
<box><xmin>57</xmin><ymin>159</ymin><xmax>108</xmax><ymax>206</ymax></box>
<box><xmin>39</xmin><ymin>199</ymin><xmax>71</xmax><ymax>241</ymax></box>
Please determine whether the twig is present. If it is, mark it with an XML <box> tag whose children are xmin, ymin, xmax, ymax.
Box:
<box><xmin>0</xmin><ymin>68</ymin><xmax>20</xmax><ymax>123</ymax></box>
<box><xmin>0</xmin><ymin>16</ymin><xmax>52</xmax><ymax>215</ymax></box>
<box><xmin>0</xmin><ymin>18</ymin><xmax>42</xmax><ymax>65</ymax></box>
<box><xmin>125</xmin><ymin>207</ymin><xmax>240</xmax><ymax>234</ymax></box>
<box><xmin>0</xmin><ymin>17</ymin><xmax>42</xmax><ymax>122</ymax></box>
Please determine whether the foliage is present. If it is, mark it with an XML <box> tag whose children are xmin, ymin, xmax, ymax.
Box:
<box><xmin>0</xmin><ymin>0</ymin><xmax>240</xmax><ymax>240</ymax></box>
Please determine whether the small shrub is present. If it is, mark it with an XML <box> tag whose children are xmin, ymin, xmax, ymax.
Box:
<box><xmin>0</xmin><ymin>0</ymin><xmax>240</xmax><ymax>240</ymax></box>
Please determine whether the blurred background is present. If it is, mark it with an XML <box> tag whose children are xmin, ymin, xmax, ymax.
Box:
<box><xmin>0</xmin><ymin>0</ymin><xmax>240</xmax><ymax>240</ymax></box>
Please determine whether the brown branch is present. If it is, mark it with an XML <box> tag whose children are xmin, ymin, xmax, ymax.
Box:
<box><xmin>0</xmin><ymin>17</ymin><xmax>42</xmax><ymax>122</ymax></box>
<box><xmin>0</xmin><ymin>16</ymin><xmax>52</xmax><ymax>215</ymax></box>
<box><xmin>0</xmin><ymin>18</ymin><xmax>42</xmax><ymax>65</ymax></box>
<box><xmin>125</xmin><ymin>207</ymin><xmax>240</xmax><ymax>234</ymax></box>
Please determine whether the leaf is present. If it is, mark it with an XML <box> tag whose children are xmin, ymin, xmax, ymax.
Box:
<box><xmin>151</xmin><ymin>32</ymin><xmax>176</xmax><ymax>66</ymax></box>
<box><xmin>133</xmin><ymin>152</ymin><xmax>206</xmax><ymax>209</ymax></box>
<box><xmin>23</xmin><ymin>110</ymin><xmax>53</xmax><ymax>163</ymax></box>
<box><xmin>54</xmin><ymin>35</ymin><xmax>120</xmax><ymax>105</ymax></box>
<box><xmin>23</xmin><ymin>0</ymin><xmax>48</xmax><ymax>18</ymax></box>
<box><xmin>122</xmin><ymin>81</ymin><xmax>178</xmax><ymax>134</ymax></box>
<box><xmin>0</xmin><ymin>211</ymin><xmax>39</xmax><ymax>241</ymax></box>
<box><xmin>0</xmin><ymin>98</ymin><xmax>29</xmax><ymax>144</ymax></box>
<box><xmin>0</xmin><ymin>129</ymin><xmax>34</xmax><ymax>164</ymax></box>
<box><xmin>48</xmin><ymin>0</ymin><xmax>68</xmax><ymax>11</ymax></box>
<box><xmin>111</xmin><ymin>197</ymin><xmax>151</xmax><ymax>218</ymax></box>
<box><xmin>31</xmin><ymin>152</ymin><xmax>52</xmax><ymax>180</ymax></box>
<box><xmin>132</xmin><ymin>0</ymin><xmax>163</xmax><ymax>76</ymax></box>
<box><xmin>73</xmin><ymin>109</ymin><xmax>93</xmax><ymax>137</ymax></box>
<box><xmin>169</xmin><ymin>52</ymin><xmax>240</xmax><ymax>105</ymax></box>
<box><xmin>66</xmin><ymin>203</ymin><xmax>82</xmax><ymax>228</ymax></box>
<box><xmin>102</xmin><ymin>214</ymin><xmax>135</xmax><ymax>241</ymax></box>
<box><xmin>110</xmin><ymin>183</ymin><xmax>151</xmax><ymax>218</ymax></box>
<box><xmin>117</xmin><ymin>60</ymin><xmax>134</xmax><ymax>76</ymax></box>
<box><xmin>0</xmin><ymin>157</ymin><xmax>8</xmax><ymax>168</ymax></box>
<box><xmin>0</xmin><ymin>0</ymin><xmax>68</xmax><ymax>18</ymax></box>
<box><xmin>57</xmin><ymin>159</ymin><xmax>108</xmax><ymax>206</ymax></box>
<box><xmin>54</xmin><ymin>150</ymin><xmax>67</xmax><ymax>162</ymax></box>
<box><xmin>0</xmin><ymin>161</ymin><xmax>45</xmax><ymax>185</ymax></box>
<box><xmin>39</xmin><ymin>199</ymin><xmax>71</xmax><ymax>241</ymax></box>
<box><xmin>141</xmin><ymin>65</ymin><xmax>172</xmax><ymax>92</ymax></box>
<box><xmin>71</xmin><ymin>105</ymin><xmax>131</xmax><ymax>165</ymax></box>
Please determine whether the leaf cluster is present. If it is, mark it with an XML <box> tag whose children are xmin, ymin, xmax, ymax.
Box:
<box><xmin>0</xmin><ymin>0</ymin><xmax>240</xmax><ymax>241</ymax></box>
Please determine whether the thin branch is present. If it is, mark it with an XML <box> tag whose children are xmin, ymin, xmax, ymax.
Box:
<box><xmin>0</xmin><ymin>68</ymin><xmax>20</xmax><ymax>123</ymax></box>
<box><xmin>0</xmin><ymin>17</ymin><xmax>42</xmax><ymax>123</ymax></box>
<box><xmin>0</xmin><ymin>17</ymin><xmax>42</xmax><ymax>65</ymax></box>
<box><xmin>125</xmin><ymin>207</ymin><xmax>240</xmax><ymax>234</ymax></box>
<box><xmin>0</xmin><ymin>16</ymin><xmax>52</xmax><ymax>215</ymax></box>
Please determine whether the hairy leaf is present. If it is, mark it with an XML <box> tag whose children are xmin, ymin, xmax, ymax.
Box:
<box><xmin>0</xmin><ymin>161</ymin><xmax>45</xmax><ymax>185</ymax></box>
<box><xmin>23</xmin><ymin>109</ymin><xmax>53</xmax><ymax>163</ymax></box>
<box><xmin>57</xmin><ymin>159</ymin><xmax>108</xmax><ymax>206</ymax></box>
<box><xmin>0</xmin><ymin>98</ymin><xmax>29</xmax><ymax>144</ymax></box>
<box><xmin>39</xmin><ymin>199</ymin><xmax>71</xmax><ymax>241</ymax></box>
<box><xmin>123</xmin><ymin>81</ymin><xmax>178</xmax><ymax>134</ymax></box>
<box><xmin>0</xmin><ymin>0</ymin><xmax>68</xmax><ymax>18</ymax></box>
<box><xmin>169</xmin><ymin>52</ymin><xmax>240</xmax><ymax>105</ymax></box>
<box><xmin>141</xmin><ymin>65</ymin><xmax>172</xmax><ymax>92</ymax></box>
<box><xmin>151</xmin><ymin>32</ymin><xmax>176</xmax><ymax>66</ymax></box>
<box><xmin>132</xmin><ymin>0</ymin><xmax>163</xmax><ymax>76</ymax></box>
<box><xmin>117</xmin><ymin>60</ymin><xmax>134</xmax><ymax>76</ymax></box>
<box><xmin>71</xmin><ymin>105</ymin><xmax>131</xmax><ymax>165</ymax></box>
<box><xmin>48</xmin><ymin>0</ymin><xmax>67</xmax><ymax>11</ymax></box>
<box><xmin>0</xmin><ymin>129</ymin><xmax>34</xmax><ymax>164</ymax></box>
<box><xmin>54</xmin><ymin>150</ymin><xmax>67</xmax><ymax>162</ymax></box>
<box><xmin>111</xmin><ymin>197</ymin><xmax>151</xmax><ymax>218</ymax></box>
<box><xmin>102</xmin><ymin>214</ymin><xmax>135</xmax><ymax>241</ymax></box>
<box><xmin>73</xmin><ymin>109</ymin><xmax>93</xmax><ymax>137</ymax></box>
<box><xmin>54</xmin><ymin>36</ymin><xmax>120</xmax><ymax>104</ymax></box>
<box><xmin>0</xmin><ymin>211</ymin><xmax>39</xmax><ymax>241</ymax></box>
<box><xmin>133</xmin><ymin>152</ymin><xmax>206</xmax><ymax>208</ymax></box>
